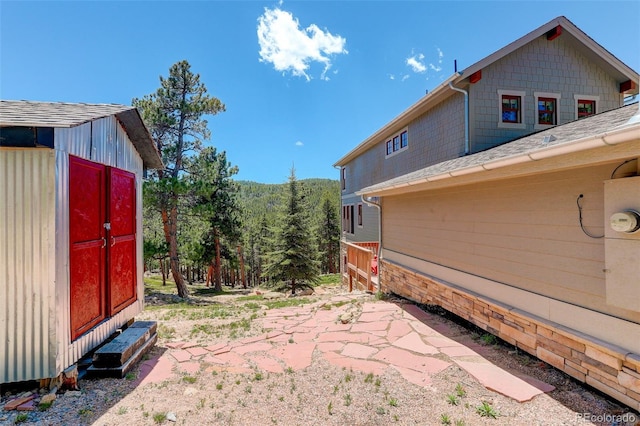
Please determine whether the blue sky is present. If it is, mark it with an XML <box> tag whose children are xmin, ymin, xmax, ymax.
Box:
<box><xmin>1</xmin><ymin>1</ymin><xmax>638</xmax><ymax>183</ymax></box>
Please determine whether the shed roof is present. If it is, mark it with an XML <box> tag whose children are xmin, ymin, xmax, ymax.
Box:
<box><xmin>0</xmin><ymin>100</ymin><xmax>163</xmax><ymax>169</ymax></box>
<box><xmin>334</xmin><ymin>16</ymin><xmax>639</xmax><ymax>167</ymax></box>
<box><xmin>357</xmin><ymin>103</ymin><xmax>640</xmax><ymax>196</ymax></box>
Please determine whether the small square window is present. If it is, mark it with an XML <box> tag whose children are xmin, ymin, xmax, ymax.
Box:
<box><xmin>577</xmin><ymin>99</ymin><xmax>595</xmax><ymax>118</ymax></box>
<box><xmin>538</xmin><ymin>97</ymin><xmax>556</xmax><ymax>125</ymax></box>
<box><xmin>502</xmin><ymin>95</ymin><xmax>521</xmax><ymax>123</ymax></box>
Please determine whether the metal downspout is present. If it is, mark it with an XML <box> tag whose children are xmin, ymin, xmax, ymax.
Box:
<box><xmin>361</xmin><ymin>195</ymin><xmax>381</xmax><ymax>293</ymax></box>
<box><xmin>449</xmin><ymin>82</ymin><xmax>470</xmax><ymax>155</ymax></box>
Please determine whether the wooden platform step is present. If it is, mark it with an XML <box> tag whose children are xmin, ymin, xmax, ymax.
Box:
<box><xmin>86</xmin><ymin>321</ymin><xmax>157</xmax><ymax>378</ymax></box>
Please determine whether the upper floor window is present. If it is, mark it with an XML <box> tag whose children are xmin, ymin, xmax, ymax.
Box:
<box><xmin>357</xmin><ymin>203</ymin><xmax>363</xmax><ymax>227</ymax></box>
<box><xmin>341</xmin><ymin>167</ymin><xmax>346</xmax><ymax>191</ymax></box>
<box><xmin>497</xmin><ymin>90</ymin><xmax>526</xmax><ymax>129</ymax></box>
<box><xmin>534</xmin><ymin>92</ymin><xmax>560</xmax><ymax>129</ymax></box>
<box><xmin>574</xmin><ymin>95</ymin><xmax>599</xmax><ymax>120</ymax></box>
<box><xmin>385</xmin><ymin>128</ymin><xmax>408</xmax><ymax>157</ymax></box>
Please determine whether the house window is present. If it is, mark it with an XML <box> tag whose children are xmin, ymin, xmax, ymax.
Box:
<box><xmin>342</xmin><ymin>204</ymin><xmax>355</xmax><ymax>234</ymax></box>
<box><xmin>534</xmin><ymin>92</ymin><xmax>560</xmax><ymax>129</ymax></box>
<box><xmin>537</xmin><ymin>97</ymin><xmax>556</xmax><ymax>125</ymax></box>
<box><xmin>574</xmin><ymin>95</ymin><xmax>599</xmax><ymax>120</ymax></box>
<box><xmin>357</xmin><ymin>203</ymin><xmax>363</xmax><ymax>227</ymax></box>
<box><xmin>341</xmin><ymin>167</ymin><xmax>346</xmax><ymax>191</ymax></box>
<box><xmin>502</xmin><ymin>95</ymin><xmax>521</xmax><ymax>123</ymax></box>
<box><xmin>497</xmin><ymin>90</ymin><xmax>526</xmax><ymax>129</ymax></box>
<box><xmin>384</xmin><ymin>128</ymin><xmax>409</xmax><ymax>157</ymax></box>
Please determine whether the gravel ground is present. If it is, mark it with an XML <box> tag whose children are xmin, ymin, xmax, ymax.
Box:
<box><xmin>1</xmin><ymin>285</ymin><xmax>638</xmax><ymax>426</ymax></box>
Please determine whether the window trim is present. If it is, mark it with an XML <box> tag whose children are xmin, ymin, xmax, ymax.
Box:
<box><xmin>384</xmin><ymin>127</ymin><xmax>409</xmax><ymax>158</ymax></box>
<box><xmin>534</xmin><ymin>92</ymin><xmax>561</xmax><ymax>129</ymax></box>
<box><xmin>498</xmin><ymin>89</ymin><xmax>526</xmax><ymax>129</ymax></box>
<box><xmin>357</xmin><ymin>203</ymin><xmax>363</xmax><ymax>228</ymax></box>
<box><xmin>574</xmin><ymin>94</ymin><xmax>599</xmax><ymax>120</ymax></box>
<box><xmin>342</xmin><ymin>204</ymin><xmax>355</xmax><ymax>234</ymax></box>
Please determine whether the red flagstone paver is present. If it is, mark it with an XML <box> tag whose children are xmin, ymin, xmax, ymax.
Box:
<box><xmin>240</xmin><ymin>334</ymin><xmax>267</xmax><ymax>345</ymax></box>
<box><xmin>357</xmin><ymin>311</ymin><xmax>394</xmax><ymax>323</ymax></box>
<box><xmin>317</xmin><ymin>342</ymin><xmax>345</xmax><ymax>353</ymax></box>
<box><xmin>341</xmin><ymin>342</ymin><xmax>379</xmax><ymax>359</ymax></box>
<box><xmin>392</xmin><ymin>365</ymin><xmax>433</xmax><ymax>388</ymax></box>
<box><xmin>290</xmin><ymin>331</ymin><xmax>318</xmax><ymax>343</ymax></box>
<box><xmin>455</xmin><ymin>359</ymin><xmax>550</xmax><ymax>402</ymax></box>
<box><xmin>201</xmin><ymin>354</ymin><xmax>227</xmax><ymax>365</ymax></box>
<box><xmin>387</xmin><ymin>319</ymin><xmax>413</xmax><ymax>341</ymax></box>
<box><xmin>233</xmin><ymin>341</ymin><xmax>273</xmax><ymax>354</ymax></box>
<box><xmin>181</xmin><ymin>341</ymin><xmax>201</xmax><ymax>349</ymax></box>
<box><xmin>351</xmin><ymin>320</ymin><xmax>390</xmax><ymax>333</ymax></box>
<box><xmin>170</xmin><ymin>349</ymin><xmax>193</xmax><ymax>363</ymax></box>
<box><xmin>369</xmin><ymin>336</ymin><xmax>389</xmax><ymax>346</ymax></box>
<box><xmin>179</xmin><ymin>361</ymin><xmax>201</xmax><ymax>375</ymax></box>
<box><xmin>392</xmin><ymin>332</ymin><xmax>439</xmax><ymax>355</ymax></box>
<box><xmin>361</xmin><ymin>302</ymin><xmax>401</xmax><ymax>313</ymax></box>
<box><xmin>204</xmin><ymin>342</ymin><xmax>228</xmax><ymax>353</ymax></box>
<box><xmin>164</xmin><ymin>342</ymin><xmax>185</xmax><ymax>349</ymax></box>
<box><xmin>325</xmin><ymin>322</ymin><xmax>352</xmax><ymax>332</ymax></box>
<box><xmin>323</xmin><ymin>351</ymin><xmax>388</xmax><ymax>375</ymax></box>
<box><xmin>185</xmin><ymin>346</ymin><xmax>209</xmax><ymax>357</ymax></box>
<box><xmin>249</xmin><ymin>355</ymin><xmax>285</xmax><ymax>373</ymax></box>
<box><xmin>215</xmin><ymin>351</ymin><xmax>251</xmax><ymax>368</ymax></box>
<box><xmin>268</xmin><ymin>342</ymin><xmax>315</xmax><ymax>371</ymax></box>
<box><xmin>136</xmin><ymin>355</ymin><xmax>175</xmax><ymax>386</ymax></box>
<box><xmin>266</xmin><ymin>330</ymin><xmax>284</xmax><ymax>339</ymax></box>
<box><xmin>373</xmin><ymin>347</ymin><xmax>450</xmax><ymax>373</ymax></box>
<box><xmin>316</xmin><ymin>331</ymin><xmax>369</xmax><ymax>343</ymax></box>
<box><xmin>409</xmin><ymin>320</ymin><xmax>441</xmax><ymax>337</ymax></box>
<box><xmin>425</xmin><ymin>336</ymin><xmax>460</xmax><ymax>348</ymax></box>
<box><xmin>16</xmin><ymin>400</ymin><xmax>37</xmax><ymax>411</ymax></box>
<box><xmin>440</xmin><ymin>345</ymin><xmax>482</xmax><ymax>357</ymax></box>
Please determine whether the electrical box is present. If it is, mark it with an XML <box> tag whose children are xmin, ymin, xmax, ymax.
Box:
<box><xmin>603</xmin><ymin>176</ymin><xmax>640</xmax><ymax>312</ymax></box>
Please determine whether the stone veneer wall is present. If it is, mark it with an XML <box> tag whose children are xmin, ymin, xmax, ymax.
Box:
<box><xmin>380</xmin><ymin>260</ymin><xmax>640</xmax><ymax>410</ymax></box>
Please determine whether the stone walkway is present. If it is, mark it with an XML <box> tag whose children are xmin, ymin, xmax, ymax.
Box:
<box><xmin>135</xmin><ymin>295</ymin><xmax>554</xmax><ymax>403</ymax></box>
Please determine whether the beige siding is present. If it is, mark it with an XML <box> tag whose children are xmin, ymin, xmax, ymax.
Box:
<box><xmin>383</xmin><ymin>163</ymin><xmax>640</xmax><ymax>323</ymax></box>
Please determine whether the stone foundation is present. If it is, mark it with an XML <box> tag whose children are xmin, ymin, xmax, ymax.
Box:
<box><xmin>380</xmin><ymin>260</ymin><xmax>640</xmax><ymax>410</ymax></box>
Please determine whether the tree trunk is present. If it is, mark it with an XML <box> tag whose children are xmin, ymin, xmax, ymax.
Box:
<box><xmin>291</xmin><ymin>278</ymin><xmax>296</xmax><ymax>295</ymax></box>
<box><xmin>237</xmin><ymin>245</ymin><xmax>247</xmax><ymax>289</ymax></box>
<box><xmin>160</xmin><ymin>258</ymin><xmax>167</xmax><ymax>286</ymax></box>
<box><xmin>162</xmin><ymin>205</ymin><xmax>188</xmax><ymax>298</ymax></box>
<box><xmin>214</xmin><ymin>230</ymin><xmax>222</xmax><ymax>292</ymax></box>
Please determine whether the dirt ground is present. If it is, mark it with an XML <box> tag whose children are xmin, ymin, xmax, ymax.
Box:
<box><xmin>1</xmin><ymin>280</ymin><xmax>638</xmax><ymax>426</ymax></box>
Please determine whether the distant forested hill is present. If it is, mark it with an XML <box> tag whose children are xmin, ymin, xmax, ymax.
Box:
<box><xmin>237</xmin><ymin>178</ymin><xmax>340</xmax><ymax>228</ymax></box>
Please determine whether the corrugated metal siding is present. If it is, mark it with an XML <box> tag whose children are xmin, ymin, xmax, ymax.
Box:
<box><xmin>53</xmin><ymin>122</ymin><xmax>144</xmax><ymax>376</ymax></box>
<box><xmin>0</xmin><ymin>149</ymin><xmax>56</xmax><ymax>383</ymax></box>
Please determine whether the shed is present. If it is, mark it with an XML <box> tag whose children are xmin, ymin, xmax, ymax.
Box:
<box><xmin>0</xmin><ymin>100</ymin><xmax>163</xmax><ymax>384</ymax></box>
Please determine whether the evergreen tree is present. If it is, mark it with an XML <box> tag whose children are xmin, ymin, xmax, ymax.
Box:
<box><xmin>133</xmin><ymin>60</ymin><xmax>225</xmax><ymax>297</ymax></box>
<box><xmin>188</xmin><ymin>147</ymin><xmax>241</xmax><ymax>291</ymax></box>
<box><xmin>316</xmin><ymin>192</ymin><xmax>340</xmax><ymax>273</ymax></box>
<box><xmin>264</xmin><ymin>168</ymin><xmax>320</xmax><ymax>294</ymax></box>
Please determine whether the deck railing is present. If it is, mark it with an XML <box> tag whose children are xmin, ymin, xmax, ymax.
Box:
<box><xmin>343</xmin><ymin>241</ymin><xmax>378</xmax><ymax>292</ymax></box>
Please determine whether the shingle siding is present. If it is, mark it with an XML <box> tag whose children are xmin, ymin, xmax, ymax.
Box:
<box><xmin>469</xmin><ymin>36</ymin><xmax>623</xmax><ymax>153</ymax></box>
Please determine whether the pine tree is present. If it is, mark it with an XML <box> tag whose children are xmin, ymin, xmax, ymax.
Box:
<box><xmin>316</xmin><ymin>192</ymin><xmax>340</xmax><ymax>273</ymax></box>
<box><xmin>264</xmin><ymin>168</ymin><xmax>320</xmax><ymax>294</ymax></box>
<box><xmin>134</xmin><ymin>60</ymin><xmax>225</xmax><ymax>298</ymax></box>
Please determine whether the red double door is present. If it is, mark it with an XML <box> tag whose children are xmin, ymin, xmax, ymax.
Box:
<box><xmin>69</xmin><ymin>156</ymin><xmax>137</xmax><ymax>340</ymax></box>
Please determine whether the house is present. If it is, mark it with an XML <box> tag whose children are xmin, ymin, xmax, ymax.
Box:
<box><xmin>334</xmin><ymin>17</ymin><xmax>640</xmax><ymax>409</ymax></box>
<box><xmin>0</xmin><ymin>100</ymin><xmax>163</xmax><ymax>385</ymax></box>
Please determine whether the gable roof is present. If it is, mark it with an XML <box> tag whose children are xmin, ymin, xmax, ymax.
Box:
<box><xmin>0</xmin><ymin>100</ymin><xmax>163</xmax><ymax>169</ymax></box>
<box><xmin>357</xmin><ymin>103</ymin><xmax>640</xmax><ymax>196</ymax></box>
<box><xmin>334</xmin><ymin>16</ymin><xmax>639</xmax><ymax>167</ymax></box>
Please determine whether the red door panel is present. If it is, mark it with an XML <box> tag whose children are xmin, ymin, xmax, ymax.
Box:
<box><xmin>69</xmin><ymin>156</ymin><xmax>107</xmax><ymax>340</ymax></box>
<box><xmin>108</xmin><ymin>168</ymin><xmax>137</xmax><ymax>314</ymax></box>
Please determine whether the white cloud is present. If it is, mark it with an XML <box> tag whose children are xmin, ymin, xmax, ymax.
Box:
<box><xmin>401</xmin><ymin>74</ymin><xmax>410</xmax><ymax>82</ymax></box>
<box><xmin>388</xmin><ymin>74</ymin><xmax>395</xmax><ymax>80</ymax></box>
<box><xmin>295</xmin><ymin>141</ymin><xmax>304</xmax><ymax>146</ymax></box>
<box><xmin>257</xmin><ymin>7</ymin><xmax>348</xmax><ymax>81</ymax></box>
<box><xmin>406</xmin><ymin>53</ymin><xmax>426</xmax><ymax>73</ymax></box>
<box><xmin>429</xmin><ymin>47</ymin><xmax>444</xmax><ymax>72</ymax></box>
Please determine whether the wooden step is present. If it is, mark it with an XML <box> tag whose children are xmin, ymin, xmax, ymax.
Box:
<box><xmin>86</xmin><ymin>321</ymin><xmax>157</xmax><ymax>378</ymax></box>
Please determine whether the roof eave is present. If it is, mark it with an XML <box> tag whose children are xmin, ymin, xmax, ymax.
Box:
<box><xmin>333</xmin><ymin>73</ymin><xmax>461</xmax><ymax>167</ymax></box>
<box><xmin>356</xmin><ymin>121</ymin><xmax>640</xmax><ymax>197</ymax></box>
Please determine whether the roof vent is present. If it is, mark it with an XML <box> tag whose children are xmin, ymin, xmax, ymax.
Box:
<box><xmin>543</xmin><ymin>135</ymin><xmax>556</xmax><ymax>144</ymax></box>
